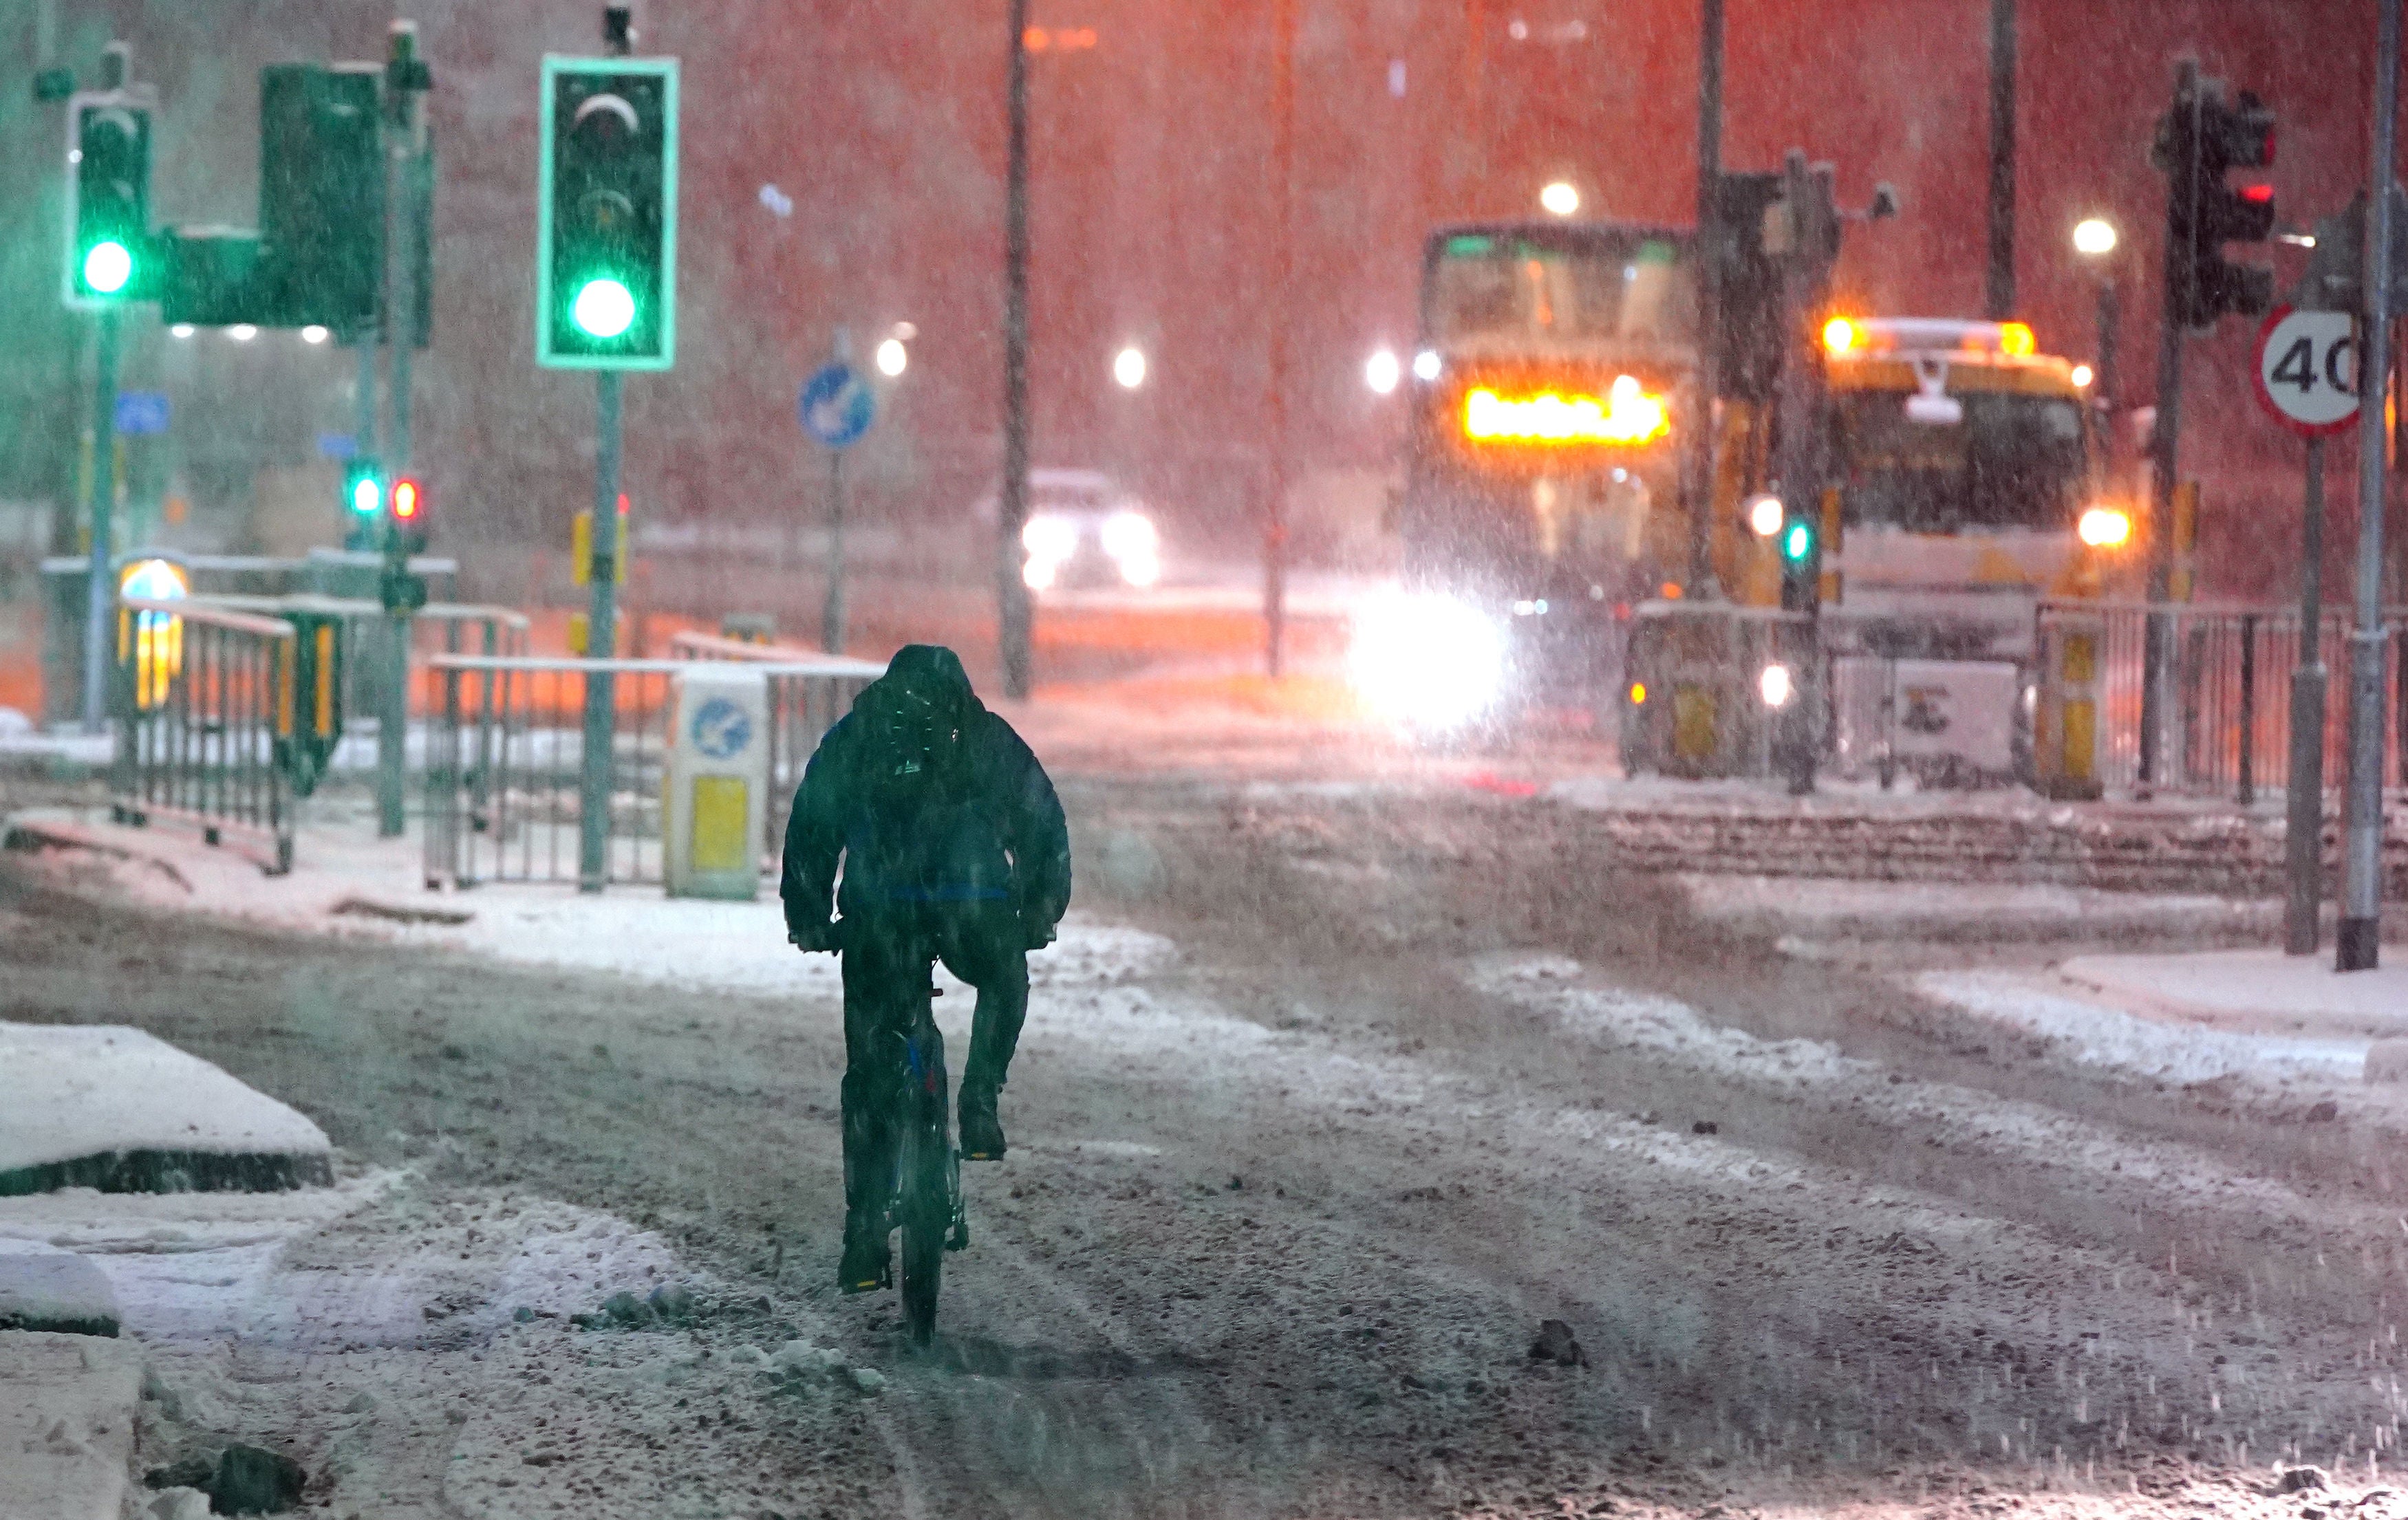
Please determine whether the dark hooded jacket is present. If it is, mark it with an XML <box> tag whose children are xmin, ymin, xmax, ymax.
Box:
<box><xmin>780</xmin><ymin>645</ymin><xmax>1071</xmax><ymax>934</ymax></box>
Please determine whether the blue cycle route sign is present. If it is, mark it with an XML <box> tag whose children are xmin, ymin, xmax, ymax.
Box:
<box><xmin>798</xmin><ymin>362</ymin><xmax>874</xmax><ymax>449</ymax></box>
<box><xmin>114</xmin><ymin>391</ymin><xmax>170</xmax><ymax>436</ymax></box>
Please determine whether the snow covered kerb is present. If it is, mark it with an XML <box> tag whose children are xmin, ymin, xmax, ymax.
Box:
<box><xmin>0</xmin><ymin>1025</ymin><xmax>332</xmax><ymax>1197</ymax></box>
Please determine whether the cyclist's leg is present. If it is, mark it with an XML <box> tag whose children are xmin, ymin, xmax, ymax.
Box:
<box><xmin>938</xmin><ymin>903</ymin><xmax>1028</xmax><ymax>1160</ymax></box>
<box><xmin>837</xmin><ymin>916</ymin><xmax>914</xmax><ymax>1290</ymax></box>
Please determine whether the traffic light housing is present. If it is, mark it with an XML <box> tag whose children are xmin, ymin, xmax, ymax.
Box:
<box><xmin>390</xmin><ymin>475</ymin><xmax>431</xmax><ymax>554</ymax></box>
<box><xmin>343</xmin><ymin>455</ymin><xmax>386</xmax><ymax>550</ymax></box>
<box><xmin>1778</xmin><ymin>511</ymin><xmax>1820</xmax><ymax>611</ymax></box>
<box><xmin>537</xmin><ymin>56</ymin><xmax>678</xmax><ymax>369</ymax></box>
<box><xmin>2155</xmin><ymin>78</ymin><xmax>2276</xmax><ymax>328</ymax></box>
<box><xmin>259</xmin><ymin>63</ymin><xmax>385</xmax><ymax>332</ymax></box>
<box><xmin>65</xmin><ymin>90</ymin><xmax>155</xmax><ymax>308</ymax></box>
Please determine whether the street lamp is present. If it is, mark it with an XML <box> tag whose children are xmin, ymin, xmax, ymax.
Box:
<box><xmin>874</xmin><ymin>336</ymin><xmax>908</xmax><ymax>378</ymax></box>
<box><xmin>1364</xmin><ymin>347</ymin><xmax>1401</xmax><ymax>395</ymax></box>
<box><xmin>2072</xmin><ymin>217</ymin><xmax>2120</xmax><ymax>440</ymax></box>
<box><xmin>1113</xmin><ymin>345</ymin><xmax>1147</xmax><ymax>390</ymax></box>
<box><xmin>1540</xmin><ymin>181</ymin><xmax>1580</xmax><ymax>217</ymax></box>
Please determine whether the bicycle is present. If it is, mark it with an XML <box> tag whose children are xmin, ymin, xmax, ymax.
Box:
<box><xmin>803</xmin><ymin>917</ymin><xmax>969</xmax><ymax>1347</ymax></box>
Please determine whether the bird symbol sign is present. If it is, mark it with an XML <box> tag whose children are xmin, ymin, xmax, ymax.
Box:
<box><xmin>799</xmin><ymin>362</ymin><xmax>876</xmax><ymax>448</ymax></box>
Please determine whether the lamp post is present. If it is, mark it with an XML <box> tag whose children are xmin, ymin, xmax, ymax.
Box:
<box><xmin>2072</xmin><ymin>217</ymin><xmax>2120</xmax><ymax>443</ymax></box>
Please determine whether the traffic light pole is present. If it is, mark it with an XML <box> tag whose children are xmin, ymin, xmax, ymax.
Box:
<box><xmin>375</xmin><ymin>28</ymin><xmax>427</xmax><ymax>841</ymax></box>
<box><xmin>2139</xmin><ymin>65</ymin><xmax>2198</xmax><ymax>794</ymax></box>
<box><xmin>822</xmin><ymin>446</ymin><xmax>847</xmax><ymax>654</ymax></box>
<box><xmin>2338</xmin><ymin>0</ymin><xmax>2399</xmax><ymax>971</ymax></box>
<box><xmin>79</xmin><ymin>307</ymin><xmax>120</xmax><ymax>733</ymax></box>
<box><xmin>579</xmin><ymin>370</ymin><xmax>623</xmax><ymax>893</ymax></box>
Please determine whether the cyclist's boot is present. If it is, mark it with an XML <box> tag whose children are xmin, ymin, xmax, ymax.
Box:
<box><xmin>839</xmin><ymin>1210</ymin><xmax>889</xmax><ymax>1294</ymax></box>
<box><xmin>838</xmin><ymin>1089</ymin><xmax>894</xmax><ymax>1292</ymax></box>
<box><xmin>958</xmin><ymin>1079</ymin><xmax>1006</xmax><ymax>1162</ymax></box>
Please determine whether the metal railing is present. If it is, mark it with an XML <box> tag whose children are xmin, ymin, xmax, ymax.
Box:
<box><xmin>107</xmin><ymin>595</ymin><xmax>299</xmax><ymax>873</ymax></box>
<box><xmin>190</xmin><ymin>594</ymin><xmax>530</xmax><ymax>761</ymax></box>
<box><xmin>422</xmin><ymin>651</ymin><xmax>882</xmax><ymax>889</ymax></box>
<box><xmin>2041</xmin><ymin>600</ymin><xmax>2406</xmax><ymax>801</ymax></box>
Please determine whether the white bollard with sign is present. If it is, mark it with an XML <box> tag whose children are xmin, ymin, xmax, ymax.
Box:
<box><xmin>664</xmin><ymin>665</ymin><xmax>771</xmax><ymax>900</ymax></box>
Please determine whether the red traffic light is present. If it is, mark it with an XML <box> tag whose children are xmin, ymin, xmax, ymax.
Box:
<box><xmin>2240</xmin><ymin>183</ymin><xmax>2274</xmax><ymax>204</ymax></box>
<box><xmin>392</xmin><ymin>478</ymin><xmax>422</xmax><ymax>520</ymax></box>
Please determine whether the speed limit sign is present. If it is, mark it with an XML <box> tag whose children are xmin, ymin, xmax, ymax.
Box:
<box><xmin>2253</xmin><ymin>305</ymin><xmax>2361</xmax><ymax>436</ymax></box>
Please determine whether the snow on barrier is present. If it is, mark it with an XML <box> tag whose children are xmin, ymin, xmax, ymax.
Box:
<box><xmin>0</xmin><ymin>1024</ymin><xmax>332</xmax><ymax>1197</ymax></box>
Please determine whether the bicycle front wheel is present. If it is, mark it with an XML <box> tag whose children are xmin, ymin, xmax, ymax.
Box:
<box><xmin>898</xmin><ymin>1122</ymin><xmax>947</xmax><ymax>1345</ymax></box>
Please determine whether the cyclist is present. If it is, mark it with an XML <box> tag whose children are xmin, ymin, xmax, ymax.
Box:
<box><xmin>782</xmin><ymin>644</ymin><xmax>1071</xmax><ymax>1293</ymax></box>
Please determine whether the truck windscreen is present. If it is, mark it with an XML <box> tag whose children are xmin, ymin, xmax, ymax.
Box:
<box><xmin>1831</xmin><ymin>390</ymin><xmax>2090</xmax><ymax>533</ymax></box>
<box><xmin>1428</xmin><ymin>234</ymin><xmax>1695</xmax><ymax>345</ymax></box>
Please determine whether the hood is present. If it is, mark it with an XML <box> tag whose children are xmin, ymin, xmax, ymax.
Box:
<box><xmin>857</xmin><ymin>644</ymin><xmax>978</xmax><ymax>721</ymax></box>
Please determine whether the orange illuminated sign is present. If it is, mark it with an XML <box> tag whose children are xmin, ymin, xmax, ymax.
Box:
<box><xmin>1461</xmin><ymin>375</ymin><xmax>1668</xmax><ymax>446</ymax></box>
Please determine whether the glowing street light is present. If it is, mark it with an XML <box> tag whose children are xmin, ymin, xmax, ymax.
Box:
<box><xmin>301</xmin><ymin>325</ymin><xmax>330</xmax><ymax>345</ymax></box>
<box><xmin>2072</xmin><ymin>217</ymin><xmax>2118</xmax><ymax>258</ymax></box>
<box><xmin>1364</xmin><ymin>347</ymin><xmax>1401</xmax><ymax>395</ymax></box>
<box><xmin>1113</xmin><ymin>344</ymin><xmax>1147</xmax><ymax>390</ymax></box>
<box><xmin>1540</xmin><ymin>181</ymin><xmax>1580</xmax><ymax>217</ymax></box>
<box><xmin>226</xmin><ymin>324</ymin><xmax>258</xmax><ymax>343</ymax></box>
<box><xmin>874</xmin><ymin>336</ymin><xmax>908</xmax><ymax>378</ymax></box>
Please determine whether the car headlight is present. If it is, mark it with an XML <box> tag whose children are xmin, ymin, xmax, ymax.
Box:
<box><xmin>1100</xmin><ymin>510</ymin><xmax>1157</xmax><ymax>561</ymax></box>
<box><xmin>1021</xmin><ymin>514</ymin><xmax>1080</xmax><ymax>563</ymax></box>
<box><xmin>1347</xmin><ymin>591</ymin><xmax>1509</xmax><ymax>728</ymax></box>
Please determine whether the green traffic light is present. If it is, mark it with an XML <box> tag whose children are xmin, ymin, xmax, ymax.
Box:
<box><xmin>571</xmin><ymin>277</ymin><xmax>636</xmax><ymax>339</ymax></box>
<box><xmin>351</xmin><ymin>477</ymin><xmax>382</xmax><ymax>514</ymax></box>
<box><xmin>82</xmin><ymin>239</ymin><xmax>133</xmax><ymax>295</ymax></box>
<box><xmin>1782</xmin><ymin>521</ymin><xmax>1814</xmax><ymax>563</ymax></box>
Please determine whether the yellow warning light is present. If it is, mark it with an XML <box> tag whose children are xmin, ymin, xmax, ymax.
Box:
<box><xmin>1628</xmin><ymin>682</ymin><xmax>1648</xmax><ymax>706</ymax></box>
<box><xmin>1461</xmin><ymin>373</ymin><xmax>1668</xmax><ymax>445</ymax></box>
<box><xmin>1997</xmin><ymin>321</ymin><xmax>2036</xmax><ymax>357</ymax></box>
<box><xmin>1823</xmin><ymin>316</ymin><xmax>1861</xmax><ymax>356</ymax></box>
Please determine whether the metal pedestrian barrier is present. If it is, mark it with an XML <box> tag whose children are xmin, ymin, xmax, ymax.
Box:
<box><xmin>422</xmin><ymin>649</ymin><xmax>882</xmax><ymax>889</ymax></box>
<box><xmin>2037</xmin><ymin>600</ymin><xmax>2405</xmax><ymax>801</ymax></box>
<box><xmin>108</xmin><ymin>595</ymin><xmax>301</xmax><ymax>874</ymax></box>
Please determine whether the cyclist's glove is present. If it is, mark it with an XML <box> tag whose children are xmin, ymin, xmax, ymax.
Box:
<box><xmin>789</xmin><ymin>920</ymin><xmax>841</xmax><ymax>954</ymax></box>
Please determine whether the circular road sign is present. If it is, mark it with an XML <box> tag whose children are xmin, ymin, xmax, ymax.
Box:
<box><xmin>799</xmin><ymin>362</ymin><xmax>876</xmax><ymax>448</ymax></box>
<box><xmin>2253</xmin><ymin>305</ymin><xmax>2360</xmax><ymax>437</ymax></box>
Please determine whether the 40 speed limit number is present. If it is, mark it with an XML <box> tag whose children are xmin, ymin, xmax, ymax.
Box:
<box><xmin>2252</xmin><ymin>306</ymin><xmax>2361</xmax><ymax>437</ymax></box>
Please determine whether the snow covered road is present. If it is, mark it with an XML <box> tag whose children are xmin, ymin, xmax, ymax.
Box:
<box><xmin>3</xmin><ymin>779</ymin><xmax>2407</xmax><ymax>1519</ymax></box>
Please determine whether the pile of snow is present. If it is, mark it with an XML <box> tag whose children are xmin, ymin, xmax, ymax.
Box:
<box><xmin>2059</xmin><ymin>948</ymin><xmax>2408</xmax><ymax>1035</ymax></box>
<box><xmin>1920</xmin><ymin>969</ymin><xmax>2369</xmax><ymax>1087</ymax></box>
<box><xmin>0</xmin><ymin>1241</ymin><xmax>119</xmax><ymax>1336</ymax></box>
<box><xmin>0</xmin><ymin>1330</ymin><xmax>144</xmax><ymax>1520</ymax></box>
<box><xmin>0</xmin><ymin>1024</ymin><xmax>331</xmax><ymax>1185</ymax></box>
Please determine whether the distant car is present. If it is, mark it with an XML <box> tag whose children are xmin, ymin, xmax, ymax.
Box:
<box><xmin>973</xmin><ymin>468</ymin><xmax>1161</xmax><ymax>591</ymax></box>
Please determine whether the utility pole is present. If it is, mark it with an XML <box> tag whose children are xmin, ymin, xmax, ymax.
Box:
<box><xmin>998</xmin><ymin>0</ymin><xmax>1034</xmax><ymax>699</ymax></box>
<box><xmin>2338</xmin><ymin>0</ymin><xmax>2399</xmax><ymax>972</ymax></box>
<box><xmin>1687</xmin><ymin>0</ymin><xmax>1723</xmax><ymax>594</ymax></box>
<box><xmin>2286</xmin><ymin>435</ymin><xmax>2329</xmax><ymax>955</ymax></box>
<box><xmin>1263</xmin><ymin>0</ymin><xmax>1297</xmax><ymax>677</ymax></box>
<box><xmin>1985</xmin><ymin>0</ymin><xmax>2017</xmax><ymax>318</ymax></box>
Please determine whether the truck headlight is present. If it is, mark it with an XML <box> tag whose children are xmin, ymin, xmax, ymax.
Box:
<box><xmin>2078</xmin><ymin>506</ymin><xmax>2133</xmax><ymax>548</ymax></box>
<box><xmin>1759</xmin><ymin>662</ymin><xmax>1794</xmax><ymax>708</ymax></box>
<box><xmin>1348</xmin><ymin>591</ymin><xmax>1508</xmax><ymax>729</ymax></box>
